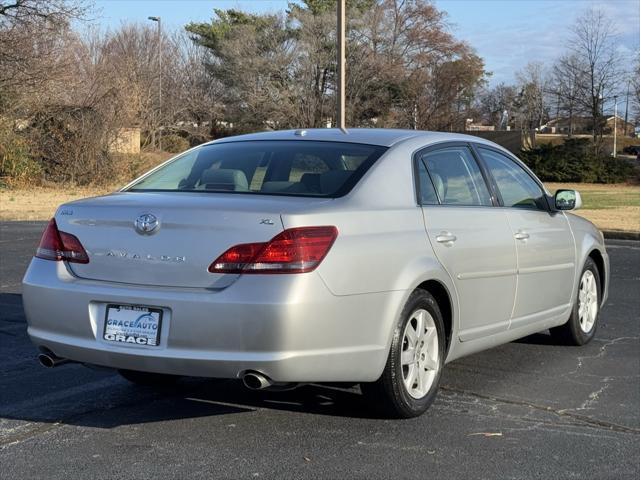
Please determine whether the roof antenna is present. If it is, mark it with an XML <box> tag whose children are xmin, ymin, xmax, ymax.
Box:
<box><xmin>337</xmin><ymin>0</ymin><xmax>348</xmax><ymax>134</ymax></box>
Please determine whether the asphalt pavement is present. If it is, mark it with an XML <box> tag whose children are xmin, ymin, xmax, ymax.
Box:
<box><xmin>0</xmin><ymin>221</ymin><xmax>638</xmax><ymax>479</ymax></box>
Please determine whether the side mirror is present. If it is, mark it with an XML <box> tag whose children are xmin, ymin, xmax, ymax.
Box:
<box><xmin>554</xmin><ymin>189</ymin><xmax>582</xmax><ymax>211</ymax></box>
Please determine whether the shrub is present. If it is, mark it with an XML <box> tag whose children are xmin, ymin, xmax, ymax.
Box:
<box><xmin>0</xmin><ymin>121</ymin><xmax>42</xmax><ymax>187</ymax></box>
<box><xmin>161</xmin><ymin>134</ymin><xmax>190</xmax><ymax>153</ymax></box>
<box><xmin>27</xmin><ymin>106</ymin><xmax>116</xmax><ymax>185</ymax></box>
<box><xmin>520</xmin><ymin>138</ymin><xmax>636</xmax><ymax>184</ymax></box>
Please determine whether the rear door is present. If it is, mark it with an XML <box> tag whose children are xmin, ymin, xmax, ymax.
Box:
<box><xmin>417</xmin><ymin>144</ymin><xmax>517</xmax><ymax>342</ymax></box>
<box><xmin>475</xmin><ymin>146</ymin><xmax>575</xmax><ymax>325</ymax></box>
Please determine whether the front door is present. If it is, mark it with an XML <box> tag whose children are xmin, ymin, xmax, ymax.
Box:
<box><xmin>416</xmin><ymin>144</ymin><xmax>518</xmax><ymax>342</ymax></box>
<box><xmin>476</xmin><ymin>146</ymin><xmax>576</xmax><ymax>325</ymax></box>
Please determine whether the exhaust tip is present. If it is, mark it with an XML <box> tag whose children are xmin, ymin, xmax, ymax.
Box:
<box><xmin>37</xmin><ymin>351</ymin><xmax>70</xmax><ymax>368</ymax></box>
<box><xmin>38</xmin><ymin>353</ymin><xmax>55</xmax><ymax>368</ymax></box>
<box><xmin>242</xmin><ymin>372</ymin><xmax>272</xmax><ymax>390</ymax></box>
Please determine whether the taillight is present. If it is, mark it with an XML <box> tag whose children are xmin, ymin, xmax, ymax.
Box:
<box><xmin>35</xmin><ymin>218</ymin><xmax>90</xmax><ymax>264</ymax></box>
<box><xmin>209</xmin><ymin>226</ymin><xmax>338</xmax><ymax>274</ymax></box>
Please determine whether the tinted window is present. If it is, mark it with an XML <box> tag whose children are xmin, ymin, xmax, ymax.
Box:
<box><xmin>129</xmin><ymin>141</ymin><xmax>387</xmax><ymax>198</ymax></box>
<box><xmin>478</xmin><ymin>148</ymin><xmax>547</xmax><ymax>210</ymax></box>
<box><xmin>420</xmin><ymin>146</ymin><xmax>492</xmax><ymax>206</ymax></box>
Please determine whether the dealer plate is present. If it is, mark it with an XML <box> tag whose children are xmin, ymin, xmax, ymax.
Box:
<box><xmin>103</xmin><ymin>304</ymin><xmax>163</xmax><ymax>347</ymax></box>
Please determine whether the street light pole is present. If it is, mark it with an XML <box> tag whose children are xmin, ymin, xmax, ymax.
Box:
<box><xmin>613</xmin><ymin>95</ymin><xmax>618</xmax><ymax>158</ymax></box>
<box><xmin>336</xmin><ymin>0</ymin><xmax>346</xmax><ymax>132</ymax></box>
<box><xmin>148</xmin><ymin>16</ymin><xmax>162</xmax><ymax>151</ymax></box>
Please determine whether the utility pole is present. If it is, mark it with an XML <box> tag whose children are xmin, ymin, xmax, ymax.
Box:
<box><xmin>624</xmin><ymin>80</ymin><xmax>630</xmax><ymax>137</ymax></box>
<box><xmin>148</xmin><ymin>16</ymin><xmax>162</xmax><ymax>151</ymax></box>
<box><xmin>336</xmin><ymin>0</ymin><xmax>346</xmax><ymax>132</ymax></box>
<box><xmin>613</xmin><ymin>95</ymin><xmax>618</xmax><ymax>157</ymax></box>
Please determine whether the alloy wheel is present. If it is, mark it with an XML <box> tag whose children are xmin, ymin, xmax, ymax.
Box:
<box><xmin>578</xmin><ymin>270</ymin><xmax>598</xmax><ymax>333</ymax></box>
<box><xmin>401</xmin><ymin>309</ymin><xmax>439</xmax><ymax>399</ymax></box>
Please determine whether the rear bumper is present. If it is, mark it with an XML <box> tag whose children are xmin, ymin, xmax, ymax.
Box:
<box><xmin>22</xmin><ymin>258</ymin><xmax>402</xmax><ymax>382</ymax></box>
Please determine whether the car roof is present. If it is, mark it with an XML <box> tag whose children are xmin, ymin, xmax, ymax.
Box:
<box><xmin>207</xmin><ymin>128</ymin><xmax>496</xmax><ymax>148</ymax></box>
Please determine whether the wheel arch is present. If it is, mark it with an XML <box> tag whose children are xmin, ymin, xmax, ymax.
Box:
<box><xmin>415</xmin><ymin>279</ymin><xmax>454</xmax><ymax>357</ymax></box>
<box><xmin>587</xmin><ymin>247</ymin><xmax>606</xmax><ymax>303</ymax></box>
<box><xmin>565</xmin><ymin>214</ymin><xmax>608</xmax><ymax>307</ymax></box>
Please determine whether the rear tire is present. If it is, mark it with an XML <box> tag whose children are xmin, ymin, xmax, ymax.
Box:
<box><xmin>361</xmin><ymin>289</ymin><xmax>445</xmax><ymax>418</ymax></box>
<box><xmin>118</xmin><ymin>369</ymin><xmax>180</xmax><ymax>387</ymax></box>
<box><xmin>550</xmin><ymin>257</ymin><xmax>601</xmax><ymax>346</ymax></box>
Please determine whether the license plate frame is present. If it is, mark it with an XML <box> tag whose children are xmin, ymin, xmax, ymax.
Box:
<box><xmin>103</xmin><ymin>304</ymin><xmax>163</xmax><ymax>347</ymax></box>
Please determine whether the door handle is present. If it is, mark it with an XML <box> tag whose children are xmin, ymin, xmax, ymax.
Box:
<box><xmin>436</xmin><ymin>232</ymin><xmax>457</xmax><ymax>244</ymax></box>
<box><xmin>514</xmin><ymin>231</ymin><xmax>530</xmax><ymax>240</ymax></box>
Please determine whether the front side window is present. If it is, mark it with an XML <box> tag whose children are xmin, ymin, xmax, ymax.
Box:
<box><xmin>418</xmin><ymin>146</ymin><xmax>492</xmax><ymax>207</ymax></box>
<box><xmin>478</xmin><ymin>148</ymin><xmax>547</xmax><ymax>210</ymax></box>
<box><xmin>128</xmin><ymin>141</ymin><xmax>387</xmax><ymax>198</ymax></box>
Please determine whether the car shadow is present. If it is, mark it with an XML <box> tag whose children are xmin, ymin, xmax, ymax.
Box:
<box><xmin>512</xmin><ymin>332</ymin><xmax>559</xmax><ymax>346</ymax></box>
<box><xmin>2</xmin><ymin>371</ymin><xmax>382</xmax><ymax>431</ymax></box>
<box><xmin>178</xmin><ymin>379</ymin><xmax>378</xmax><ymax>419</ymax></box>
<box><xmin>0</xmin><ymin>290</ymin><xmax>567</xmax><ymax>431</ymax></box>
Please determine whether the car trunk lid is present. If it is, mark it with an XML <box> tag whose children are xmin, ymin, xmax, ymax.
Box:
<box><xmin>56</xmin><ymin>192</ymin><xmax>326</xmax><ymax>288</ymax></box>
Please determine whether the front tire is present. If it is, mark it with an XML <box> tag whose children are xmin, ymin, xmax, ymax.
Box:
<box><xmin>550</xmin><ymin>257</ymin><xmax>601</xmax><ymax>346</ymax></box>
<box><xmin>362</xmin><ymin>290</ymin><xmax>445</xmax><ymax>418</ymax></box>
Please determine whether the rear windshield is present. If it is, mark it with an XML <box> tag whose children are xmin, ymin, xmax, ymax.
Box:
<box><xmin>127</xmin><ymin>140</ymin><xmax>387</xmax><ymax>197</ymax></box>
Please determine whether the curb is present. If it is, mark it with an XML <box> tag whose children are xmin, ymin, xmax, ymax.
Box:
<box><xmin>603</xmin><ymin>230</ymin><xmax>640</xmax><ymax>241</ymax></box>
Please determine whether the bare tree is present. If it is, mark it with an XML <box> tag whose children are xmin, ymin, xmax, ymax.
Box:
<box><xmin>0</xmin><ymin>0</ymin><xmax>88</xmax><ymax>110</ymax></box>
<box><xmin>515</xmin><ymin>62</ymin><xmax>549</xmax><ymax>146</ymax></box>
<box><xmin>478</xmin><ymin>83</ymin><xmax>519</xmax><ymax>129</ymax></box>
<box><xmin>568</xmin><ymin>8</ymin><xmax>621</xmax><ymax>142</ymax></box>
<box><xmin>632</xmin><ymin>53</ymin><xmax>640</xmax><ymax>125</ymax></box>
<box><xmin>185</xmin><ymin>1</ymin><xmax>487</xmax><ymax>131</ymax></box>
<box><xmin>548</xmin><ymin>53</ymin><xmax>586</xmax><ymax>137</ymax></box>
<box><xmin>287</xmin><ymin>4</ymin><xmax>336</xmax><ymax>128</ymax></box>
<box><xmin>0</xmin><ymin>0</ymin><xmax>86</xmax><ymax>23</ymax></box>
<box><xmin>347</xmin><ymin>0</ymin><xmax>485</xmax><ymax>129</ymax></box>
<box><xmin>168</xmin><ymin>32</ymin><xmax>223</xmax><ymax>136</ymax></box>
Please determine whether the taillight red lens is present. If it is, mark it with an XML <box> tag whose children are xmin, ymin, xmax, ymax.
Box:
<box><xmin>208</xmin><ymin>242</ymin><xmax>266</xmax><ymax>273</ymax></box>
<box><xmin>209</xmin><ymin>226</ymin><xmax>338</xmax><ymax>274</ymax></box>
<box><xmin>35</xmin><ymin>218</ymin><xmax>89</xmax><ymax>264</ymax></box>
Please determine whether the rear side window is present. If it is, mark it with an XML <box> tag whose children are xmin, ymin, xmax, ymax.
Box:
<box><xmin>478</xmin><ymin>148</ymin><xmax>547</xmax><ymax>210</ymax></box>
<box><xmin>416</xmin><ymin>160</ymin><xmax>438</xmax><ymax>205</ymax></box>
<box><xmin>128</xmin><ymin>141</ymin><xmax>387</xmax><ymax>198</ymax></box>
<box><xmin>418</xmin><ymin>146</ymin><xmax>492</xmax><ymax>207</ymax></box>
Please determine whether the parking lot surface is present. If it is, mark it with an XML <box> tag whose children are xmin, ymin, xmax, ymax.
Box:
<box><xmin>1</xmin><ymin>221</ymin><xmax>638</xmax><ymax>479</ymax></box>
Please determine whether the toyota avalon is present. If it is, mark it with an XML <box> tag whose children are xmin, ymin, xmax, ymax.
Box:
<box><xmin>22</xmin><ymin>129</ymin><xmax>609</xmax><ymax>418</ymax></box>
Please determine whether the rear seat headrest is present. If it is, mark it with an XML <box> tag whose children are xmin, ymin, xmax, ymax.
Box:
<box><xmin>200</xmin><ymin>169</ymin><xmax>248</xmax><ymax>191</ymax></box>
<box><xmin>319</xmin><ymin>170</ymin><xmax>352</xmax><ymax>194</ymax></box>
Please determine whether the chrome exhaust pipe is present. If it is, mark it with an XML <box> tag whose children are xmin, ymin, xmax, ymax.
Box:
<box><xmin>242</xmin><ymin>371</ymin><xmax>273</xmax><ymax>390</ymax></box>
<box><xmin>38</xmin><ymin>352</ymin><xmax>70</xmax><ymax>368</ymax></box>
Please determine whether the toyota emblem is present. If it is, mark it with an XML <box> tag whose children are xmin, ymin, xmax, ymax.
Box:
<box><xmin>134</xmin><ymin>213</ymin><xmax>159</xmax><ymax>235</ymax></box>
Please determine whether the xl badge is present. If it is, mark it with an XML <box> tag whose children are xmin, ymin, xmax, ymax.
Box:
<box><xmin>134</xmin><ymin>213</ymin><xmax>159</xmax><ymax>235</ymax></box>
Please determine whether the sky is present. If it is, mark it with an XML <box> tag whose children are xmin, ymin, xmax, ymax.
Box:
<box><xmin>92</xmin><ymin>0</ymin><xmax>639</xmax><ymax>88</ymax></box>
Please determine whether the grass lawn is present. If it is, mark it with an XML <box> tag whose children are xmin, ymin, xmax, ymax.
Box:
<box><xmin>1</xmin><ymin>183</ymin><xmax>639</xmax><ymax>233</ymax></box>
<box><xmin>545</xmin><ymin>183</ymin><xmax>640</xmax><ymax>232</ymax></box>
<box><xmin>0</xmin><ymin>186</ymin><xmax>113</xmax><ymax>222</ymax></box>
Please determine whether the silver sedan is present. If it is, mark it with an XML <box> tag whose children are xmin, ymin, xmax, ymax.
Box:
<box><xmin>22</xmin><ymin>129</ymin><xmax>609</xmax><ymax>418</ymax></box>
